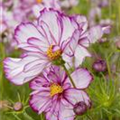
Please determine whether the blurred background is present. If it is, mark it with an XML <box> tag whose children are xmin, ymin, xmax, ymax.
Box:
<box><xmin>0</xmin><ymin>0</ymin><xmax>120</xmax><ymax>120</ymax></box>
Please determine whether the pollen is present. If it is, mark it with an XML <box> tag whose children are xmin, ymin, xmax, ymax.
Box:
<box><xmin>46</xmin><ymin>45</ymin><xmax>62</xmax><ymax>60</ymax></box>
<box><xmin>36</xmin><ymin>0</ymin><xmax>42</xmax><ymax>3</ymax></box>
<box><xmin>50</xmin><ymin>83</ymin><xmax>63</xmax><ymax>97</ymax></box>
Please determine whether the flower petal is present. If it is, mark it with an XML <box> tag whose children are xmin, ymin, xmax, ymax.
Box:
<box><xmin>38</xmin><ymin>9</ymin><xmax>62</xmax><ymax>45</ymax></box>
<box><xmin>46</xmin><ymin>98</ymin><xmax>74</xmax><ymax>120</ymax></box>
<box><xmin>62</xmin><ymin>30</ymin><xmax>91</xmax><ymax>68</ymax></box>
<box><xmin>62</xmin><ymin>30</ymin><xmax>80</xmax><ymax>67</ymax></box>
<box><xmin>32</xmin><ymin>5</ymin><xmax>44</xmax><ymax>18</ymax></box>
<box><xmin>33</xmin><ymin>0</ymin><xmax>61</xmax><ymax>17</ymax></box>
<box><xmin>74</xmin><ymin>45</ymin><xmax>91</xmax><ymax>68</ymax></box>
<box><xmin>45</xmin><ymin>111</ymin><xmax>58</xmax><ymax>120</ymax></box>
<box><xmin>60</xmin><ymin>15</ymin><xmax>78</xmax><ymax>47</ymax></box>
<box><xmin>78</xmin><ymin>35</ymin><xmax>90</xmax><ymax>47</ymax></box>
<box><xmin>88</xmin><ymin>25</ymin><xmax>103</xmax><ymax>43</ymax></box>
<box><xmin>70</xmin><ymin>68</ymin><xmax>93</xmax><ymax>89</ymax></box>
<box><xmin>38</xmin><ymin>9</ymin><xmax>78</xmax><ymax>48</ymax></box>
<box><xmin>45</xmin><ymin>98</ymin><xmax>60</xmax><ymax>120</ymax></box>
<box><xmin>14</xmin><ymin>23</ymin><xmax>48</xmax><ymax>51</ymax></box>
<box><xmin>59</xmin><ymin>100</ymin><xmax>75</xmax><ymax>120</ymax></box>
<box><xmin>27</xmin><ymin>37</ymin><xmax>49</xmax><ymax>52</ymax></box>
<box><xmin>14</xmin><ymin>23</ymin><xmax>40</xmax><ymax>44</ymax></box>
<box><xmin>29</xmin><ymin>76</ymin><xmax>50</xmax><ymax>90</ymax></box>
<box><xmin>48</xmin><ymin>66</ymin><xmax>67</xmax><ymax>83</ymax></box>
<box><xmin>29</xmin><ymin>91</ymin><xmax>51</xmax><ymax>114</ymax></box>
<box><xmin>4</xmin><ymin>55</ymin><xmax>49</xmax><ymax>85</ymax></box>
<box><xmin>74</xmin><ymin>15</ymin><xmax>88</xmax><ymax>33</ymax></box>
<box><xmin>65</xmin><ymin>89</ymin><xmax>91</xmax><ymax>108</ymax></box>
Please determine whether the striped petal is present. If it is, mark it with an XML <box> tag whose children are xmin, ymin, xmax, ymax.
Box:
<box><xmin>4</xmin><ymin>54</ymin><xmax>49</xmax><ymax>85</ymax></box>
<box><xmin>65</xmin><ymin>89</ymin><xmax>91</xmax><ymax>108</ymax></box>
<box><xmin>70</xmin><ymin>68</ymin><xmax>93</xmax><ymax>89</ymax></box>
<box><xmin>38</xmin><ymin>9</ymin><xmax>78</xmax><ymax>48</ymax></box>
<box><xmin>14</xmin><ymin>23</ymin><xmax>49</xmax><ymax>52</ymax></box>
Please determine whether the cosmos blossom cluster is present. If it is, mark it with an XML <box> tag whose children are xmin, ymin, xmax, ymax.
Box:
<box><xmin>2</xmin><ymin>0</ymin><xmax>109</xmax><ymax>120</ymax></box>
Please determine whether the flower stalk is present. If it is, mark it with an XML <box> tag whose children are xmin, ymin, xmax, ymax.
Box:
<box><xmin>0</xmin><ymin>43</ymin><xmax>5</xmax><ymax>100</ymax></box>
<box><xmin>62</xmin><ymin>64</ymin><xmax>76</xmax><ymax>88</ymax></box>
<box><xmin>40</xmin><ymin>113</ymin><xmax>44</xmax><ymax>120</ymax></box>
<box><xmin>23</xmin><ymin>112</ymin><xmax>34</xmax><ymax>120</ymax></box>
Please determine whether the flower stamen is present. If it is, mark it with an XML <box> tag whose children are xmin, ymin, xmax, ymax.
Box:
<box><xmin>36</xmin><ymin>0</ymin><xmax>42</xmax><ymax>3</ymax></box>
<box><xmin>47</xmin><ymin>45</ymin><xmax>62</xmax><ymax>60</ymax></box>
<box><xmin>50</xmin><ymin>83</ymin><xmax>63</xmax><ymax>97</ymax></box>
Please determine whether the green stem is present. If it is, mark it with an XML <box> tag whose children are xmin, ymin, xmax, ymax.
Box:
<box><xmin>106</xmin><ymin>58</ymin><xmax>112</xmax><ymax>80</ymax></box>
<box><xmin>86</xmin><ymin>114</ymin><xmax>93</xmax><ymax>120</ymax></box>
<box><xmin>116</xmin><ymin>54</ymin><xmax>120</xmax><ymax>72</ymax></box>
<box><xmin>117</xmin><ymin>0</ymin><xmax>120</xmax><ymax>35</ymax></box>
<box><xmin>0</xmin><ymin>43</ymin><xmax>5</xmax><ymax>100</ymax></box>
<box><xmin>62</xmin><ymin>64</ymin><xmax>76</xmax><ymax>88</ymax></box>
<box><xmin>40</xmin><ymin>113</ymin><xmax>44</xmax><ymax>120</ymax></box>
<box><xmin>23</xmin><ymin>112</ymin><xmax>34</xmax><ymax>120</ymax></box>
<box><xmin>0</xmin><ymin>43</ymin><xmax>3</xmax><ymax>100</ymax></box>
<box><xmin>108</xmin><ymin>115</ymin><xmax>113</xmax><ymax>120</ymax></box>
<box><xmin>109</xmin><ymin>0</ymin><xmax>112</xmax><ymax>18</ymax></box>
<box><xmin>13</xmin><ymin>114</ymin><xmax>22</xmax><ymax>120</ymax></box>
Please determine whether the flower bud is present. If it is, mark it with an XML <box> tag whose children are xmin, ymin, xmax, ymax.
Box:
<box><xmin>73</xmin><ymin>101</ymin><xmax>87</xmax><ymax>115</ymax></box>
<box><xmin>13</xmin><ymin>102</ymin><xmax>23</xmax><ymax>111</ymax></box>
<box><xmin>93</xmin><ymin>59</ymin><xmax>107</xmax><ymax>72</ymax></box>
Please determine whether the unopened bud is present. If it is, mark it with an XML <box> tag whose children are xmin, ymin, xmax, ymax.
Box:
<box><xmin>93</xmin><ymin>59</ymin><xmax>107</xmax><ymax>72</ymax></box>
<box><xmin>73</xmin><ymin>101</ymin><xmax>87</xmax><ymax>115</ymax></box>
<box><xmin>13</xmin><ymin>102</ymin><xmax>23</xmax><ymax>111</ymax></box>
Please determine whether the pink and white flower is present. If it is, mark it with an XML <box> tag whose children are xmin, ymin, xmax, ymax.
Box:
<box><xmin>0</xmin><ymin>2</ymin><xmax>18</xmax><ymax>34</ymax></box>
<box><xmin>3</xmin><ymin>9</ymin><xmax>80</xmax><ymax>85</ymax></box>
<box><xmin>4</xmin><ymin>8</ymin><xmax>107</xmax><ymax>85</ymax></box>
<box><xmin>0</xmin><ymin>2</ymin><xmax>19</xmax><ymax>46</ymax></box>
<box><xmin>29</xmin><ymin>66</ymin><xmax>93</xmax><ymax>120</ymax></box>
<box><xmin>63</xmin><ymin>15</ymin><xmax>109</xmax><ymax>68</ymax></box>
<box><xmin>18</xmin><ymin>0</ymin><xmax>61</xmax><ymax>18</ymax></box>
<box><xmin>0</xmin><ymin>0</ymin><xmax>31</xmax><ymax>44</ymax></box>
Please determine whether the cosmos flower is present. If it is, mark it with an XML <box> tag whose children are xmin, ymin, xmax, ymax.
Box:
<box><xmin>90</xmin><ymin>0</ymin><xmax>109</xmax><ymax>8</ymax></box>
<box><xmin>19</xmin><ymin>0</ymin><xmax>61</xmax><ymax>18</ymax></box>
<box><xmin>0</xmin><ymin>0</ymin><xmax>30</xmax><ymax>45</ymax></box>
<box><xmin>29</xmin><ymin>66</ymin><xmax>93</xmax><ymax>120</ymax></box>
<box><xmin>0</xmin><ymin>2</ymin><xmax>19</xmax><ymax>47</ymax></box>
<box><xmin>4</xmin><ymin>8</ymin><xmax>107</xmax><ymax>85</ymax></box>
<box><xmin>1</xmin><ymin>0</ymin><xmax>13</xmax><ymax>8</ymax></box>
<box><xmin>95</xmin><ymin>0</ymin><xmax>109</xmax><ymax>8</ymax></box>
<box><xmin>99</xmin><ymin>19</ymin><xmax>113</xmax><ymax>34</ymax></box>
<box><xmin>0</xmin><ymin>4</ymin><xmax>6</xmax><ymax>34</ymax></box>
<box><xmin>4</xmin><ymin>8</ymin><xmax>81</xmax><ymax>85</ymax></box>
<box><xmin>88</xmin><ymin>6</ymin><xmax>101</xmax><ymax>26</ymax></box>
<box><xmin>88</xmin><ymin>0</ymin><xmax>110</xmax><ymax>27</ymax></box>
<box><xmin>0</xmin><ymin>2</ymin><xmax>18</xmax><ymax>34</ymax></box>
<box><xmin>1</xmin><ymin>0</ymin><xmax>60</xmax><ymax>41</ymax></box>
<box><xmin>63</xmin><ymin>15</ymin><xmax>109</xmax><ymax>68</ymax></box>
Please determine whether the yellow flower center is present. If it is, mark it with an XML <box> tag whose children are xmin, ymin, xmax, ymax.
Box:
<box><xmin>50</xmin><ymin>83</ymin><xmax>63</xmax><ymax>97</ymax></box>
<box><xmin>46</xmin><ymin>45</ymin><xmax>62</xmax><ymax>60</ymax></box>
<box><xmin>36</xmin><ymin>0</ymin><xmax>42</xmax><ymax>3</ymax></box>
